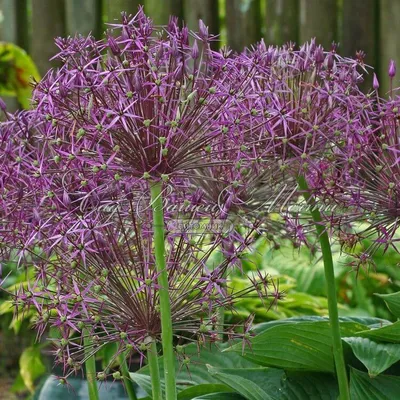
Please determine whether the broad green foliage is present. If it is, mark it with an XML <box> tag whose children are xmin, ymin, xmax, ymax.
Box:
<box><xmin>132</xmin><ymin>341</ymin><xmax>342</xmax><ymax>399</ymax></box>
<box><xmin>0</xmin><ymin>42</ymin><xmax>40</xmax><ymax>108</ymax></box>
<box><xmin>131</xmin><ymin>343</ymin><xmax>256</xmax><ymax>397</ymax></box>
<box><xmin>230</xmin><ymin>236</ymin><xmax>400</xmax><ymax>324</ymax></box>
<box><xmin>350</xmin><ymin>368</ymin><xmax>400</xmax><ymax>399</ymax></box>
<box><xmin>207</xmin><ymin>367</ymin><xmax>277</xmax><ymax>400</ymax></box>
<box><xmin>192</xmin><ymin>394</ymin><xmax>245</xmax><ymax>400</ymax></box>
<box><xmin>177</xmin><ymin>385</ymin><xmax>235</xmax><ymax>400</ymax></box>
<box><xmin>208</xmin><ymin>368</ymin><xmax>340</xmax><ymax>400</ymax></box>
<box><xmin>356</xmin><ymin>321</ymin><xmax>400</xmax><ymax>343</ymax></box>
<box><xmin>225</xmin><ymin>321</ymin><xmax>367</xmax><ymax>373</ymax></box>
<box><xmin>375</xmin><ymin>292</ymin><xmax>400</xmax><ymax>318</ymax></box>
<box><xmin>343</xmin><ymin>337</ymin><xmax>400</xmax><ymax>377</ymax></box>
<box><xmin>252</xmin><ymin>315</ymin><xmax>389</xmax><ymax>334</ymax></box>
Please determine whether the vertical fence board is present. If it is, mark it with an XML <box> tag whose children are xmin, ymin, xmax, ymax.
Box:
<box><xmin>107</xmin><ymin>0</ymin><xmax>142</xmax><ymax>23</ymax></box>
<box><xmin>31</xmin><ymin>0</ymin><xmax>66</xmax><ymax>75</ymax></box>
<box><xmin>0</xmin><ymin>0</ymin><xmax>29</xmax><ymax>50</ymax></box>
<box><xmin>145</xmin><ymin>0</ymin><xmax>184</xmax><ymax>25</ymax></box>
<box><xmin>299</xmin><ymin>0</ymin><xmax>336</xmax><ymax>48</ymax></box>
<box><xmin>265</xmin><ymin>0</ymin><xmax>298</xmax><ymax>45</ymax></box>
<box><xmin>66</xmin><ymin>0</ymin><xmax>103</xmax><ymax>38</ymax></box>
<box><xmin>184</xmin><ymin>0</ymin><xmax>219</xmax><ymax>49</ymax></box>
<box><xmin>380</xmin><ymin>0</ymin><xmax>400</xmax><ymax>96</ymax></box>
<box><xmin>0</xmin><ymin>0</ymin><xmax>29</xmax><ymax>111</ymax></box>
<box><xmin>226</xmin><ymin>0</ymin><xmax>261</xmax><ymax>51</ymax></box>
<box><xmin>342</xmin><ymin>0</ymin><xmax>377</xmax><ymax>90</ymax></box>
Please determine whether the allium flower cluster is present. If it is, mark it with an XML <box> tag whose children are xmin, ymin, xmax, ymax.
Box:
<box><xmin>32</xmin><ymin>11</ymin><xmax>261</xmax><ymax>182</ymax></box>
<box><xmin>0</xmin><ymin>10</ymin><xmax>284</xmax><ymax>382</ymax></box>
<box><xmin>5</xmin><ymin>6</ymin><xmax>400</xmax><ymax>389</ymax></box>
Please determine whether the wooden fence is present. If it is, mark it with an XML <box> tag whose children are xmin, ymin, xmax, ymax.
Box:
<box><xmin>0</xmin><ymin>0</ymin><xmax>398</xmax><ymax>97</ymax></box>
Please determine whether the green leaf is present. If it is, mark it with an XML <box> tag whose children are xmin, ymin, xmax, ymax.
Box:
<box><xmin>178</xmin><ymin>384</ymin><xmax>235</xmax><ymax>400</ymax></box>
<box><xmin>10</xmin><ymin>372</ymin><xmax>27</xmax><ymax>394</ymax></box>
<box><xmin>192</xmin><ymin>394</ymin><xmax>245</xmax><ymax>400</ymax></box>
<box><xmin>0</xmin><ymin>43</ymin><xmax>40</xmax><ymax>108</ymax></box>
<box><xmin>201</xmin><ymin>367</ymin><xmax>340</xmax><ymax>400</ymax></box>
<box><xmin>129</xmin><ymin>373</ymin><xmax>154</xmax><ymax>395</ymax></box>
<box><xmin>356</xmin><ymin>321</ymin><xmax>400</xmax><ymax>343</ymax></box>
<box><xmin>253</xmin><ymin>316</ymin><xmax>381</xmax><ymax>334</ymax></box>
<box><xmin>19</xmin><ymin>346</ymin><xmax>46</xmax><ymax>393</ymax></box>
<box><xmin>262</xmin><ymin>240</ymin><xmax>329</xmax><ymax>296</ymax></box>
<box><xmin>207</xmin><ymin>367</ymin><xmax>274</xmax><ymax>400</ymax></box>
<box><xmin>350</xmin><ymin>368</ymin><xmax>400</xmax><ymax>399</ymax></box>
<box><xmin>281</xmin><ymin>372</ymin><xmax>339</xmax><ymax>399</ymax></box>
<box><xmin>226</xmin><ymin>321</ymin><xmax>367</xmax><ymax>372</ymax></box>
<box><xmin>375</xmin><ymin>292</ymin><xmax>400</xmax><ymax>318</ymax></box>
<box><xmin>343</xmin><ymin>337</ymin><xmax>400</xmax><ymax>377</ymax></box>
<box><xmin>132</xmin><ymin>343</ymin><xmax>256</xmax><ymax>396</ymax></box>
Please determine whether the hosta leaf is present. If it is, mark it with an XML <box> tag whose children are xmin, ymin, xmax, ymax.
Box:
<box><xmin>178</xmin><ymin>384</ymin><xmax>235</xmax><ymax>400</ymax></box>
<box><xmin>253</xmin><ymin>316</ymin><xmax>378</xmax><ymax>334</ymax></box>
<box><xmin>356</xmin><ymin>321</ymin><xmax>400</xmax><ymax>343</ymax></box>
<box><xmin>281</xmin><ymin>372</ymin><xmax>338</xmax><ymax>400</ymax></box>
<box><xmin>192</xmin><ymin>394</ymin><xmax>245</xmax><ymax>400</ymax></box>
<box><xmin>204</xmin><ymin>367</ymin><xmax>339</xmax><ymax>400</ymax></box>
<box><xmin>19</xmin><ymin>346</ymin><xmax>46</xmax><ymax>393</ymax></box>
<box><xmin>129</xmin><ymin>373</ymin><xmax>154</xmax><ymax>396</ymax></box>
<box><xmin>226</xmin><ymin>321</ymin><xmax>367</xmax><ymax>372</ymax></box>
<box><xmin>343</xmin><ymin>337</ymin><xmax>400</xmax><ymax>377</ymax></box>
<box><xmin>132</xmin><ymin>343</ymin><xmax>256</xmax><ymax>396</ymax></box>
<box><xmin>207</xmin><ymin>367</ymin><xmax>274</xmax><ymax>400</ymax></box>
<box><xmin>375</xmin><ymin>292</ymin><xmax>400</xmax><ymax>318</ymax></box>
<box><xmin>350</xmin><ymin>368</ymin><xmax>400</xmax><ymax>399</ymax></box>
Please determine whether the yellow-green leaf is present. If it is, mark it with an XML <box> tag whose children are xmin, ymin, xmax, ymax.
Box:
<box><xmin>19</xmin><ymin>346</ymin><xmax>46</xmax><ymax>392</ymax></box>
<box><xmin>0</xmin><ymin>42</ymin><xmax>40</xmax><ymax>109</ymax></box>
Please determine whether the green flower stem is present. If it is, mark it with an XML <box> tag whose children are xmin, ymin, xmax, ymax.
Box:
<box><xmin>297</xmin><ymin>175</ymin><xmax>350</xmax><ymax>400</ymax></box>
<box><xmin>118</xmin><ymin>352</ymin><xmax>138</xmax><ymax>400</ymax></box>
<box><xmin>150</xmin><ymin>180</ymin><xmax>177</xmax><ymax>400</ymax></box>
<box><xmin>147</xmin><ymin>341</ymin><xmax>162</xmax><ymax>400</ymax></box>
<box><xmin>215</xmin><ymin>249</ymin><xmax>226</xmax><ymax>340</ymax></box>
<box><xmin>83</xmin><ymin>332</ymin><xmax>100</xmax><ymax>400</ymax></box>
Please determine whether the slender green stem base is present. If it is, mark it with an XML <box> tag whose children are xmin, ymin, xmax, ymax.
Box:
<box><xmin>297</xmin><ymin>176</ymin><xmax>350</xmax><ymax>400</ymax></box>
<box><xmin>118</xmin><ymin>352</ymin><xmax>138</xmax><ymax>400</ymax></box>
<box><xmin>148</xmin><ymin>341</ymin><xmax>162</xmax><ymax>400</ymax></box>
<box><xmin>83</xmin><ymin>332</ymin><xmax>100</xmax><ymax>400</ymax></box>
<box><xmin>150</xmin><ymin>181</ymin><xmax>177</xmax><ymax>400</ymax></box>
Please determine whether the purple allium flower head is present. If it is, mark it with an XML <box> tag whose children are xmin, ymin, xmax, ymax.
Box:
<box><xmin>0</xmin><ymin>10</ymin><xmax>285</xmax><ymax>382</ymax></box>
<box><xmin>10</xmin><ymin>203</ymin><xmax>278</xmax><ymax>378</ymax></box>
<box><xmin>241</xmin><ymin>39</ymin><xmax>370</xmax><ymax>176</ymax></box>
<box><xmin>389</xmin><ymin>59</ymin><xmax>397</xmax><ymax>78</ymax></box>
<box><xmin>32</xmin><ymin>10</ymin><xmax>255</xmax><ymax>182</ymax></box>
<box><xmin>308</xmin><ymin>89</ymin><xmax>400</xmax><ymax>262</ymax></box>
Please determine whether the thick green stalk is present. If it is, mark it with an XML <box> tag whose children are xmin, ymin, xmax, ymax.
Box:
<box><xmin>297</xmin><ymin>176</ymin><xmax>350</xmax><ymax>400</ymax></box>
<box><xmin>83</xmin><ymin>332</ymin><xmax>100</xmax><ymax>400</ymax></box>
<box><xmin>215</xmin><ymin>249</ymin><xmax>226</xmax><ymax>340</ymax></box>
<box><xmin>147</xmin><ymin>341</ymin><xmax>162</xmax><ymax>400</ymax></box>
<box><xmin>150</xmin><ymin>181</ymin><xmax>177</xmax><ymax>400</ymax></box>
<box><xmin>118</xmin><ymin>352</ymin><xmax>138</xmax><ymax>400</ymax></box>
